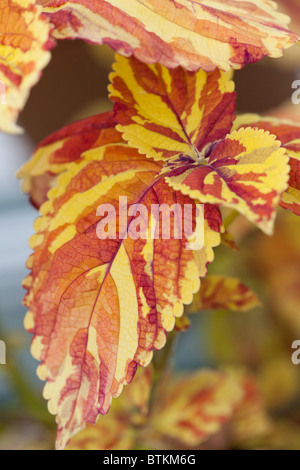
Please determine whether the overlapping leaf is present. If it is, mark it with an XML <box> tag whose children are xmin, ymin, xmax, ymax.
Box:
<box><xmin>67</xmin><ymin>368</ymin><xmax>244</xmax><ymax>450</ymax></box>
<box><xmin>177</xmin><ymin>275</ymin><xmax>260</xmax><ymax>331</ymax></box>
<box><xmin>187</xmin><ymin>275</ymin><xmax>261</xmax><ymax>313</ymax></box>
<box><xmin>165</xmin><ymin>127</ymin><xmax>289</xmax><ymax>235</ymax></box>
<box><xmin>234</xmin><ymin>114</ymin><xmax>300</xmax><ymax>216</ymax></box>
<box><xmin>110</xmin><ymin>55</ymin><xmax>290</xmax><ymax>235</ymax></box>
<box><xmin>0</xmin><ymin>0</ymin><xmax>54</xmax><ymax>133</ymax></box>
<box><xmin>149</xmin><ymin>370</ymin><xmax>243</xmax><ymax>448</ymax></box>
<box><xmin>41</xmin><ymin>0</ymin><xmax>298</xmax><ymax>71</ymax></box>
<box><xmin>23</xmin><ymin>112</ymin><xmax>222</xmax><ymax>449</ymax></box>
<box><xmin>17</xmin><ymin>111</ymin><xmax>118</xmax><ymax>208</ymax></box>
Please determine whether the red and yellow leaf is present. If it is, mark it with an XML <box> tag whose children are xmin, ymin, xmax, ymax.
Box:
<box><xmin>41</xmin><ymin>0</ymin><xmax>298</xmax><ymax>72</ymax></box>
<box><xmin>23</xmin><ymin>113</ymin><xmax>221</xmax><ymax>449</ymax></box>
<box><xmin>149</xmin><ymin>370</ymin><xmax>243</xmax><ymax>447</ymax></box>
<box><xmin>234</xmin><ymin>114</ymin><xmax>300</xmax><ymax>216</ymax></box>
<box><xmin>17</xmin><ymin>111</ymin><xmax>119</xmax><ymax>208</ymax></box>
<box><xmin>67</xmin><ymin>366</ymin><xmax>152</xmax><ymax>450</ymax></box>
<box><xmin>67</xmin><ymin>408</ymin><xmax>135</xmax><ymax>451</ymax></box>
<box><xmin>109</xmin><ymin>54</ymin><xmax>236</xmax><ymax>162</ymax></box>
<box><xmin>110</xmin><ymin>57</ymin><xmax>290</xmax><ymax>235</ymax></box>
<box><xmin>165</xmin><ymin>127</ymin><xmax>289</xmax><ymax>235</ymax></box>
<box><xmin>67</xmin><ymin>367</ymin><xmax>244</xmax><ymax>450</ymax></box>
<box><xmin>0</xmin><ymin>0</ymin><xmax>54</xmax><ymax>133</ymax></box>
<box><xmin>187</xmin><ymin>275</ymin><xmax>261</xmax><ymax>313</ymax></box>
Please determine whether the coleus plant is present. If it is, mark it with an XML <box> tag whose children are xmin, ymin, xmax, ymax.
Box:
<box><xmin>2</xmin><ymin>0</ymin><xmax>300</xmax><ymax>451</ymax></box>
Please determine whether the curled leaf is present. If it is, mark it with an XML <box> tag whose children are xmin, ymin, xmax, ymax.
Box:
<box><xmin>187</xmin><ymin>275</ymin><xmax>261</xmax><ymax>313</ymax></box>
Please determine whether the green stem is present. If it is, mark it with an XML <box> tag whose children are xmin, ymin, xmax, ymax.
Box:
<box><xmin>153</xmin><ymin>330</ymin><xmax>177</xmax><ymax>380</ymax></box>
<box><xmin>223</xmin><ymin>210</ymin><xmax>240</xmax><ymax>229</ymax></box>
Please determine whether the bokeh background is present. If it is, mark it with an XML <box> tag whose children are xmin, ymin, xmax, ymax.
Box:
<box><xmin>0</xmin><ymin>0</ymin><xmax>300</xmax><ymax>450</ymax></box>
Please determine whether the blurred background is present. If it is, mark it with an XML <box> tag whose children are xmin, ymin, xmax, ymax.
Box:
<box><xmin>0</xmin><ymin>0</ymin><xmax>300</xmax><ymax>450</ymax></box>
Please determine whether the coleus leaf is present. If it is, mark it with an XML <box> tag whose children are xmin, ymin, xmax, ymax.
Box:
<box><xmin>177</xmin><ymin>275</ymin><xmax>260</xmax><ymax>330</ymax></box>
<box><xmin>109</xmin><ymin>54</ymin><xmax>290</xmax><ymax>235</ymax></box>
<box><xmin>67</xmin><ymin>366</ymin><xmax>153</xmax><ymax>450</ymax></box>
<box><xmin>2</xmin><ymin>1</ymin><xmax>298</xmax><ymax>133</ymax></box>
<box><xmin>40</xmin><ymin>0</ymin><xmax>299</xmax><ymax>71</ymax></box>
<box><xmin>67</xmin><ymin>368</ymin><xmax>244</xmax><ymax>450</ymax></box>
<box><xmin>110</xmin><ymin>54</ymin><xmax>236</xmax><ymax>162</ymax></box>
<box><xmin>234</xmin><ymin>114</ymin><xmax>300</xmax><ymax>216</ymax></box>
<box><xmin>148</xmin><ymin>369</ymin><xmax>243</xmax><ymax>448</ymax></box>
<box><xmin>17</xmin><ymin>111</ymin><xmax>118</xmax><ymax>208</ymax></box>
<box><xmin>23</xmin><ymin>113</ymin><xmax>221</xmax><ymax>449</ymax></box>
<box><xmin>0</xmin><ymin>0</ymin><xmax>54</xmax><ymax>133</ymax></box>
<box><xmin>187</xmin><ymin>275</ymin><xmax>261</xmax><ymax>313</ymax></box>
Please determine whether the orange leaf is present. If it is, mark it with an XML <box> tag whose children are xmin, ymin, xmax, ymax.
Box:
<box><xmin>149</xmin><ymin>370</ymin><xmax>243</xmax><ymax>448</ymax></box>
<box><xmin>234</xmin><ymin>115</ymin><xmax>300</xmax><ymax>216</ymax></box>
<box><xmin>110</xmin><ymin>56</ymin><xmax>290</xmax><ymax>235</ymax></box>
<box><xmin>41</xmin><ymin>0</ymin><xmax>298</xmax><ymax>71</ymax></box>
<box><xmin>187</xmin><ymin>275</ymin><xmax>261</xmax><ymax>313</ymax></box>
<box><xmin>0</xmin><ymin>0</ymin><xmax>54</xmax><ymax>133</ymax></box>
<box><xmin>67</xmin><ymin>367</ymin><xmax>152</xmax><ymax>450</ymax></box>
<box><xmin>23</xmin><ymin>112</ymin><xmax>221</xmax><ymax>448</ymax></box>
<box><xmin>110</xmin><ymin>54</ymin><xmax>236</xmax><ymax>162</ymax></box>
<box><xmin>17</xmin><ymin>111</ymin><xmax>119</xmax><ymax>208</ymax></box>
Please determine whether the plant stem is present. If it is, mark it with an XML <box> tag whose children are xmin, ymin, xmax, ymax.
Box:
<box><xmin>152</xmin><ymin>330</ymin><xmax>177</xmax><ymax>387</ymax></box>
<box><xmin>223</xmin><ymin>210</ymin><xmax>240</xmax><ymax>229</ymax></box>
